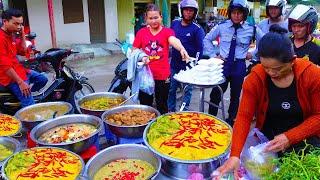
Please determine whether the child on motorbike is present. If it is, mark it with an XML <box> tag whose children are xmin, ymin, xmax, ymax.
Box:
<box><xmin>133</xmin><ymin>3</ymin><xmax>189</xmax><ymax>114</ymax></box>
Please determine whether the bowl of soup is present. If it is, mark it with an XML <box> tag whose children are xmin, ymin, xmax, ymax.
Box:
<box><xmin>15</xmin><ymin>102</ymin><xmax>73</xmax><ymax>131</ymax></box>
<box><xmin>77</xmin><ymin>92</ymin><xmax>126</xmax><ymax>117</ymax></box>
<box><xmin>84</xmin><ymin>144</ymin><xmax>161</xmax><ymax>180</ymax></box>
<box><xmin>30</xmin><ymin>114</ymin><xmax>102</xmax><ymax>153</ymax></box>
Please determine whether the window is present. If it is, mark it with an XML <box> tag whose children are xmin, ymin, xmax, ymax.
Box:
<box><xmin>62</xmin><ymin>0</ymin><xmax>84</xmax><ymax>24</ymax></box>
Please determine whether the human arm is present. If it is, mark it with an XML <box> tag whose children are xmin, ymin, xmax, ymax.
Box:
<box><xmin>168</xmin><ymin>36</ymin><xmax>189</xmax><ymax>61</ymax></box>
<box><xmin>213</xmin><ymin>71</ymin><xmax>260</xmax><ymax>177</ymax></box>
<box><xmin>203</xmin><ymin>25</ymin><xmax>219</xmax><ymax>58</ymax></box>
<box><xmin>266</xmin><ymin>64</ymin><xmax>320</xmax><ymax>152</ymax></box>
<box><xmin>5</xmin><ymin>68</ymin><xmax>31</xmax><ymax>96</ymax></box>
<box><xmin>16</xmin><ymin>26</ymin><xmax>28</xmax><ymax>55</ymax></box>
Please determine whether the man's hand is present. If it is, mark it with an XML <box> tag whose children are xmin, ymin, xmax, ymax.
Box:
<box><xmin>180</xmin><ymin>48</ymin><xmax>190</xmax><ymax>61</ymax></box>
<box><xmin>18</xmin><ymin>81</ymin><xmax>31</xmax><ymax>97</ymax></box>
<box><xmin>211</xmin><ymin>156</ymin><xmax>240</xmax><ymax>180</ymax></box>
<box><xmin>264</xmin><ymin>134</ymin><xmax>290</xmax><ymax>153</ymax></box>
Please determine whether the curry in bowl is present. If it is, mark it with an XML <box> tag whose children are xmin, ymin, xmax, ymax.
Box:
<box><xmin>146</xmin><ymin>112</ymin><xmax>232</xmax><ymax>161</ymax></box>
<box><xmin>4</xmin><ymin>147</ymin><xmax>83</xmax><ymax>180</ymax></box>
<box><xmin>80</xmin><ymin>97</ymin><xmax>125</xmax><ymax>111</ymax></box>
<box><xmin>106</xmin><ymin>109</ymin><xmax>157</xmax><ymax>126</ymax></box>
<box><xmin>38</xmin><ymin>123</ymin><xmax>97</xmax><ymax>144</ymax></box>
<box><xmin>0</xmin><ymin>114</ymin><xmax>21</xmax><ymax>136</ymax></box>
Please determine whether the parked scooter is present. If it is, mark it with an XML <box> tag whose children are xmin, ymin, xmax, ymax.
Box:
<box><xmin>108</xmin><ymin>39</ymin><xmax>132</xmax><ymax>94</ymax></box>
<box><xmin>0</xmin><ymin>48</ymin><xmax>94</xmax><ymax>115</ymax></box>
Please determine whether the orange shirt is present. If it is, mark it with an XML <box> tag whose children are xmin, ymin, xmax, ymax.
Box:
<box><xmin>231</xmin><ymin>59</ymin><xmax>320</xmax><ymax>157</ymax></box>
<box><xmin>0</xmin><ymin>29</ymin><xmax>28</xmax><ymax>86</ymax></box>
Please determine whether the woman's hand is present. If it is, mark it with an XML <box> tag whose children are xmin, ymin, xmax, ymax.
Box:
<box><xmin>265</xmin><ymin>134</ymin><xmax>290</xmax><ymax>153</ymax></box>
<box><xmin>211</xmin><ymin>156</ymin><xmax>240</xmax><ymax>180</ymax></box>
<box><xmin>141</xmin><ymin>56</ymin><xmax>150</xmax><ymax>64</ymax></box>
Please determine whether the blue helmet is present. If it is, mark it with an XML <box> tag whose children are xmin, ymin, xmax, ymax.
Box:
<box><xmin>227</xmin><ymin>0</ymin><xmax>249</xmax><ymax>21</ymax></box>
<box><xmin>178</xmin><ymin>0</ymin><xmax>199</xmax><ymax>19</ymax></box>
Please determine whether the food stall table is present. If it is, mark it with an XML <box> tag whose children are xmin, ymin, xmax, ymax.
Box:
<box><xmin>175</xmin><ymin>78</ymin><xmax>226</xmax><ymax>121</ymax></box>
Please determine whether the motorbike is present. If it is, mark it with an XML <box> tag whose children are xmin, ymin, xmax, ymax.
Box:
<box><xmin>0</xmin><ymin>48</ymin><xmax>94</xmax><ymax>115</ymax></box>
<box><xmin>108</xmin><ymin>39</ymin><xmax>132</xmax><ymax>94</ymax></box>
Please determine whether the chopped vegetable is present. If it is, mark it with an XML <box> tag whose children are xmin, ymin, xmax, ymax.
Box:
<box><xmin>0</xmin><ymin>114</ymin><xmax>20</xmax><ymax>136</ymax></box>
<box><xmin>94</xmin><ymin>159</ymin><xmax>155</xmax><ymax>180</ymax></box>
<box><xmin>5</xmin><ymin>148</ymin><xmax>82</xmax><ymax>180</ymax></box>
<box><xmin>266</xmin><ymin>143</ymin><xmax>320</xmax><ymax>180</ymax></box>
<box><xmin>0</xmin><ymin>144</ymin><xmax>13</xmax><ymax>161</ymax></box>
<box><xmin>147</xmin><ymin>112</ymin><xmax>232</xmax><ymax>160</ymax></box>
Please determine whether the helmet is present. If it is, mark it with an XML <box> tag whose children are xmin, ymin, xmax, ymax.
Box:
<box><xmin>288</xmin><ymin>4</ymin><xmax>318</xmax><ymax>34</ymax></box>
<box><xmin>227</xmin><ymin>0</ymin><xmax>249</xmax><ymax>21</ymax></box>
<box><xmin>266</xmin><ymin>0</ymin><xmax>287</xmax><ymax>17</ymax></box>
<box><xmin>178</xmin><ymin>0</ymin><xmax>199</xmax><ymax>19</ymax></box>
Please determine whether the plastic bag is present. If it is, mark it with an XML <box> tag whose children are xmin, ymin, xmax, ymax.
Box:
<box><xmin>138</xmin><ymin>65</ymin><xmax>155</xmax><ymax>95</ymax></box>
<box><xmin>241</xmin><ymin>128</ymin><xmax>277</xmax><ymax>180</ymax></box>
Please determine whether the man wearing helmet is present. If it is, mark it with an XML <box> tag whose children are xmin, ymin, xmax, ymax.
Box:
<box><xmin>288</xmin><ymin>4</ymin><xmax>320</xmax><ymax>65</ymax></box>
<box><xmin>168</xmin><ymin>0</ymin><xmax>205</xmax><ymax>112</ymax></box>
<box><xmin>258</xmin><ymin>0</ymin><xmax>288</xmax><ymax>34</ymax></box>
<box><xmin>203</xmin><ymin>0</ymin><xmax>261</xmax><ymax>126</ymax></box>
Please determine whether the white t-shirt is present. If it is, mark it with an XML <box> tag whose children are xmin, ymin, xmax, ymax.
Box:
<box><xmin>258</xmin><ymin>18</ymin><xmax>289</xmax><ymax>34</ymax></box>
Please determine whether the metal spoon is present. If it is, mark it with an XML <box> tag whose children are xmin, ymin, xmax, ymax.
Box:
<box><xmin>118</xmin><ymin>92</ymin><xmax>138</xmax><ymax>106</ymax></box>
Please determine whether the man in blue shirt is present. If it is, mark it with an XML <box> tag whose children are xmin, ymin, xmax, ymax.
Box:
<box><xmin>203</xmin><ymin>0</ymin><xmax>261</xmax><ymax>126</ymax></box>
<box><xmin>168</xmin><ymin>0</ymin><xmax>205</xmax><ymax>112</ymax></box>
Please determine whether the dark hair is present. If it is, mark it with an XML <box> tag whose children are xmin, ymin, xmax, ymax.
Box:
<box><xmin>258</xmin><ymin>24</ymin><xmax>294</xmax><ymax>63</ymax></box>
<box><xmin>2</xmin><ymin>9</ymin><xmax>23</xmax><ymax>20</ymax></box>
<box><xmin>145</xmin><ymin>4</ymin><xmax>161</xmax><ymax>16</ymax></box>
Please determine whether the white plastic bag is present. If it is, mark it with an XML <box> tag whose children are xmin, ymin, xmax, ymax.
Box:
<box><xmin>241</xmin><ymin>128</ymin><xmax>277</xmax><ymax>180</ymax></box>
<box><xmin>138</xmin><ymin>65</ymin><xmax>155</xmax><ymax>95</ymax></box>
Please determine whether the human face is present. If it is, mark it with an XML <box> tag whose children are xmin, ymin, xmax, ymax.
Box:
<box><xmin>182</xmin><ymin>7</ymin><xmax>195</xmax><ymax>22</ymax></box>
<box><xmin>145</xmin><ymin>10</ymin><xmax>162</xmax><ymax>30</ymax></box>
<box><xmin>291</xmin><ymin>22</ymin><xmax>308</xmax><ymax>39</ymax></box>
<box><xmin>230</xmin><ymin>9</ymin><xmax>244</xmax><ymax>24</ymax></box>
<box><xmin>2</xmin><ymin>16</ymin><xmax>23</xmax><ymax>33</ymax></box>
<box><xmin>260</xmin><ymin>57</ymin><xmax>293</xmax><ymax>79</ymax></box>
<box><xmin>268</xmin><ymin>6</ymin><xmax>281</xmax><ymax>19</ymax></box>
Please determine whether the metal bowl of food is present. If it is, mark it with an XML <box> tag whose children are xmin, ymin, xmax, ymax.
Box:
<box><xmin>101</xmin><ymin>105</ymin><xmax>160</xmax><ymax>138</ymax></box>
<box><xmin>83</xmin><ymin>144</ymin><xmax>161</xmax><ymax>180</ymax></box>
<box><xmin>0</xmin><ymin>114</ymin><xmax>22</xmax><ymax>137</ymax></box>
<box><xmin>77</xmin><ymin>92</ymin><xmax>127</xmax><ymax>117</ymax></box>
<box><xmin>0</xmin><ymin>137</ymin><xmax>21</xmax><ymax>167</ymax></box>
<box><xmin>143</xmin><ymin>111</ymin><xmax>232</xmax><ymax>179</ymax></box>
<box><xmin>1</xmin><ymin>147</ymin><xmax>85</xmax><ymax>180</ymax></box>
<box><xmin>30</xmin><ymin>114</ymin><xmax>103</xmax><ymax>153</ymax></box>
<box><xmin>14</xmin><ymin>101</ymin><xmax>73</xmax><ymax>131</ymax></box>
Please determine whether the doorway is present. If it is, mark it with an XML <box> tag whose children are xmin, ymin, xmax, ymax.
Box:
<box><xmin>88</xmin><ymin>0</ymin><xmax>106</xmax><ymax>43</ymax></box>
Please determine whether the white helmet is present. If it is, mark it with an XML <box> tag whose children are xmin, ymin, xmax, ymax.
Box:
<box><xmin>266</xmin><ymin>0</ymin><xmax>287</xmax><ymax>17</ymax></box>
<box><xmin>288</xmin><ymin>4</ymin><xmax>318</xmax><ymax>34</ymax></box>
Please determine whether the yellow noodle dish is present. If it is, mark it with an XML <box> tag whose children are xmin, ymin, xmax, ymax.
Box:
<box><xmin>80</xmin><ymin>97</ymin><xmax>124</xmax><ymax>111</ymax></box>
<box><xmin>147</xmin><ymin>112</ymin><xmax>232</xmax><ymax>161</ymax></box>
<box><xmin>94</xmin><ymin>159</ymin><xmax>155</xmax><ymax>180</ymax></box>
<box><xmin>4</xmin><ymin>147</ymin><xmax>83</xmax><ymax>180</ymax></box>
<box><xmin>0</xmin><ymin>114</ymin><xmax>20</xmax><ymax>136</ymax></box>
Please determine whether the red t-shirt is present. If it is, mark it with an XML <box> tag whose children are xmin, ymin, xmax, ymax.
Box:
<box><xmin>133</xmin><ymin>26</ymin><xmax>175</xmax><ymax>80</ymax></box>
<box><xmin>0</xmin><ymin>29</ymin><xmax>28</xmax><ymax>86</ymax></box>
